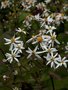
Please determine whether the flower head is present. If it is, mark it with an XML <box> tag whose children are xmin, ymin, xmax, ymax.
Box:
<box><xmin>44</xmin><ymin>52</ymin><xmax>59</xmax><ymax>68</ymax></box>
<box><xmin>26</xmin><ymin>46</ymin><xmax>45</xmax><ymax>59</ymax></box>
<box><xmin>56</xmin><ymin>56</ymin><xmax>68</xmax><ymax>68</ymax></box>
<box><xmin>5</xmin><ymin>50</ymin><xmax>20</xmax><ymax>63</ymax></box>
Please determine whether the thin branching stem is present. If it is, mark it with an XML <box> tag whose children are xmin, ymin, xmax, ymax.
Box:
<box><xmin>50</xmin><ymin>75</ymin><xmax>55</xmax><ymax>90</ymax></box>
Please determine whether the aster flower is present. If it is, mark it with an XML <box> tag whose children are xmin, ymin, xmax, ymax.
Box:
<box><xmin>44</xmin><ymin>52</ymin><xmax>59</xmax><ymax>68</ymax></box>
<box><xmin>12</xmin><ymin>41</ymin><xmax>25</xmax><ymax>53</ymax></box>
<box><xmin>12</xmin><ymin>87</ymin><xmax>19</xmax><ymax>90</ymax></box>
<box><xmin>45</xmin><ymin>0</ymin><xmax>51</xmax><ymax>4</ymax></box>
<box><xmin>5</xmin><ymin>50</ymin><xmax>20</xmax><ymax>63</ymax></box>
<box><xmin>23</xmin><ymin>15</ymin><xmax>33</xmax><ymax>28</ymax></box>
<box><xmin>4</xmin><ymin>36</ymin><xmax>22</xmax><ymax>50</ymax></box>
<box><xmin>43</xmin><ymin>44</ymin><xmax>57</xmax><ymax>53</ymax></box>
<box><xmin>34</xmin><ymin>14</ymin><xmax>43</xmax><ymax>21</ymax></box>
<box><xmin>27</xmin><ymin>34</ymin><xmax>50</xmax><ymax>49</ymax></box>
<box><xmin>47</xmin><ymin>16</ymin><xmax>54</xmax><ymax>24</ymax></box>
<box><xmin>26</xmin><ymin>46</ymin><xmax>45</xmax><ymax>59</ymax></box>
<box><xmin>16</xmin><ymin>28</ymin><xmax>26</xmax><ymax>34</ymax></box>
<box><xmin>4</xmin><ymin>36</ymin><xmax>21</xmax><ymax>45</ymax></box>
<box><xmin>45</xmin><ymin>25</ymin><xmax>56</xmax><ymax>34</ymax></box>
<box><xmin>1</xmin><ymin>0</ymin><xmax>10</xmax><ymax>9</ymax></box>
<box><xmin>32</xmin><ymin>35</ymin><xmax>50</xmax><ymax>44</ymax></box>
<box><xmin>56</xmin><ymin>56</ymin><xmax>68</xmax><ymax>68</ymax></box>
<box><xmin>49</xmin><ymin>32</ymin><xmax>60</xmax><ymax>47</ymax></box>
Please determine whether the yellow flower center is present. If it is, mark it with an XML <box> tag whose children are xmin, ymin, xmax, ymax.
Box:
<box><xmin>48</xmin><ymin>49</ymin><xmax>51</xmax><ymax>53</ymax></box>
<box><xmin>37</xmin><ymin>36</ymin><xmax>43</xmax><ymax>42</ymax></box>
<box><xmin>12</xmin><ymin>53</ymin><xmax>16</xmax><ymax>58</ymax></box>
<box><xmin>61</xmin><ymin>61</ymin><xmax>64</xmax><ymax>64</ymax></box>
<box><xmin>51</xmin><ymin>36</ymin><xmax>56</xmax><ymax>40</ymax></box>
<box><xmin>11</xmin><ymin>37</ymin><xmax>15</xmax><ymax>43</ymax></box>
<box><xmin>51</xmin><ymin>57</ymin><xmax>54</xmax><ymax>61</ymax></box>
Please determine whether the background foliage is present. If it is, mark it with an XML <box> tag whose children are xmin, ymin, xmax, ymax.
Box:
<box><xmin>0</xmin><ymin>0</ymin><xmax>68</xmax><ymax>90</ymax></box>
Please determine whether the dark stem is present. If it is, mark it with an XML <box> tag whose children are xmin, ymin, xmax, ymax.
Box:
<box><xmin>50</xmin><ymin>75</ymin><xmax>55</xmax><ymax>90</ymax></box>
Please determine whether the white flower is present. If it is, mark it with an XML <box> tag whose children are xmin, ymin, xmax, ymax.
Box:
<box><xmin>12</xmin><ymin>41</ymin><xmax>25</xmax><ymax>53</ymax></box>
<box><xmin>4</xmin><ymin>36</ymin><xmax>21</xmax><ymax>45</ymax></box>
<box><xmin>49</xmin><ymin>32</ymin><xmax>60</xmax><ymax>47</ymax></box>
<box><xmin>16</xmin><ymin>28</ymin><xmax>26</xmax><ymax>34</ymax></box>
<box><xmin>13</xmin><ymin>87</ymin><xmax>19</xmax><ymax>90</ymax></box>
<box><xmin>44</xmin><ymin>52</ymin><xmax>59</xmax><ymax>68</ymax></box>
<box><xmin>34</xmin><ymin>14</ymin><xmax>43</xmax><ymax>21</ymax></box>
<box><xmin>47</xmin><ymin>16</ymin><xmax>54</xmax><ymax>24</ymax></box>
<box><xmin>45</xmin><ymin>25</ymin><xmax>56</xmax><ymax>34</ymax></box>
<box><xmin>27</xmin><ymin>34</ymin><xmax>50</xmax><ymax>49</ymax></box>
<box><xmin>1</xmin><ymin>0</ymin><xmax>10</xmax><ymax>9</ymax></box>
<box><xmin>32</xmin><ymin>35</ymin><xmax>50</xmax><ymax>49</ymax></box>
<box><xmin>3</xmin><ymin>75</ymin><xmax>9</xmax><ymax>81</ymax></box>
<box><xmin>5</xmin><ymin>50</ymin><xmax>20</xmax><ymax>63</ymax></box>
<box><xmin>56</xmin><ymin>56</ymin><xmax>68</xmax><ymax>68</ymax></box>
<box><xmin>45</xmin><ymin>0</ymin><xmax>51</xmax><ymax>4</ymax></box>
<box><xmin>43</xmin><ymin>44</ymin><xmax>57</xmax><ymax>53</ymax></box>
<box><xmin>4</xmin><ymin>36</ymin><xmax>22</xmax><ymax>50</ymax></box>
<box><xmin>26</xmin><ymin>46</ymin><xmax>45</xmax><ymax>59</ymax></box>
<box><xmin>23</xmin><ymin>15</ymin><xmax>33</xmax><ymax>28</ymax></box>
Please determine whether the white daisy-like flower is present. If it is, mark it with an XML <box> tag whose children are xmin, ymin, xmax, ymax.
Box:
<box><xmin>44</xmin><ymin>52</ymin><xmax>59</xmax><ymax>68</ymax></box>
<box><xmin>56</xmin><ymin>56</ymin><xmax>68</xmax><ymax>68</ymax></box>
<box><xmin>23</xmin><ymin>15</ymin><xmax>33</xmax><ymax>28</ymax></box>
<box><xmin>3</xmin><ymin>75</ymin><xmax>9</xmax><ymax>81</ymax></box>
<box><xmin>4</xmin><ymin>36</ymin><xmax>21</xmax><ymax>45</ymax></box>
<box><xmin>47</xmin><ymin>16</ymin><xmax>54</xmax><ymax>24</ymax></box>
<box><xmin>4</xmin><ymin>36</ymin><xmax>22</xmax><ymax>50</ymax></box>
<box><xmin>45</xmin><ymin>0</ymin><xmax>51</xmax><ymax>4</ymax></box>
<box><xmin>43</xmin><ymin>44</ymin><xmax>57</xmax><ymax>53</ymax></box>
<box><xmin>27</xmin><ymin>34</ymin><xmax>50</xmax><ymax>49</ymax></box>
<box><xmin>45</xmin><ymin>25</ymin><xmax>56</xmax><ymax>34</ymax></box>
<box><xmin>33</xmin><ymin>14</ymin><xmax>43</xmax><ymax>21</ymax></box>
<box><xmin>1</xmin><ymin>0</ymin><xmax>10</xmax><ymax>9</ymax></box>
<box><xmin>32</xmin><ymin>35</ymin><xmax>50</xmax><ymax>44</ymax></box>
<box><xmin>5</xmin><ymin>50</ymin><xmax>20</xmax><ymax>63</ymax></box>
<box><xmin>26</xmin><ymin>46</ymin><xmax>45</xmax><ymax>59</ymax></box>
<box><xmin>16</xmin><ymin>28</ymin><xmax>26</xmax><ymax>34</ymax></box>
<box><xmin>12</xmin><ymin>87</ymin><xmax>19</xmax><ymax>90</ymax></box>
<box><xmin>49</xmin><ymin>32</ymin><xmax>60</xmax><ymax>47</ymax></box>
<box><xmin>12</xmin><ymin>41</ymin><xmax>25</xmax><ymax>53</ymax></box>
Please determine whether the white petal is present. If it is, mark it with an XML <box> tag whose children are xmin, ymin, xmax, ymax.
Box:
<box><xmin>14</xmin><ymin>58</ymin><xmax>19</xmax><ymax>62</ymax></box>
<box><xmin>34</xmin><ymin>46</ymin><xmax>38</xmax><ymax>52</ymax></box>
<box><xmin>27</xmin><ymin>54</ymin><xmax>32</xmax><ymax>59</ymax></box>
<box><xmin>4</xmin><ymin>38</ymin><xmax>11</xmax><ymax>42</ymax></box>
<box><xmin>55</xmin><ymin>39</ymin><xmax>60</xmax><ymax>44</ymax></box>
<box><xmin>46</xmin><ymin>61</ymin><xmax>51</xmax><ymax>65</ymax></box>
<box><xmin>63</xmin><ymin>63</ymin><xmax>67</xmax><ymax>68</ymax></box>
<box><xmin>35</xmin><ymin>55</ymin><xmax>41</xmax><ymax>59</ymax></box>
<box><xmin>15</xmin><ymin>37</ymin><xmax>20</xmax><ymax>40</ymax></box>
<box><xmin>51</xmin><ymin>62</ymin><xmax>54</xmax><ymax>68</ymax></box>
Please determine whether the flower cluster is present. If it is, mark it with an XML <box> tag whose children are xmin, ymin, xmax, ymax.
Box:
<box><xmin>3</xmin><ymin>1</ymin><xmax>68</xmax><ymax>69</ymax></box>
<box><xmin>26</xmin><ymin>26</ymin><xmax>68</xmax><ymax>68</ymax></box>
<box><xmin>4</xmin><ymin>35</ymin><xmax>24</xmax><ymax>63</ymax></box>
